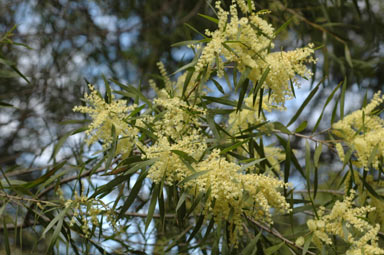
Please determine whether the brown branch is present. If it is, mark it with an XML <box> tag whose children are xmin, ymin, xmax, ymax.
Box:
<box><xmin>124</xmin><ymin>212</ymin><xmax>175</xmax><ymax>219</ymax></box>
<box><xmin>4</xmin><ymin>166</ymin><xmax>46</xmax><ymax>177</ymax></box>
<box><xmin>36</xmin><ymin>166</ymin><xmax>106</xmax><ymax>199</ymax></box>
<box><xmin>282</xmin><ymin>6</ymin><xmax>347</xmax><ymax>45</ymax></box>
<box><xmin>0</xmin><ymin>211</ymin><xmax>176</xmax><ymax>232</ymax></box>
<box><xmin>0</xmin><ymin>192</ymin><xmax>58</xmax><ymax>206</ymax></box>
<box><xmin>246</xmin><ymin>216</ymin><xmax>316</xmax><ymax>255</ymax></box>
<box><xmin>294</xmin><ymin>189</ymin><xmax>344</xmax><ymax>195</ymax></box>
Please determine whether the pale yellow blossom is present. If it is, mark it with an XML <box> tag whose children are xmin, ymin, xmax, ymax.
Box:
<box><xmin>195</xmin><ymin>1</ymin><xmax>315</xmax><ymax>107</ymax></box>
<box><xmin>306</xmin><ymin>190</ymin><xmax>384</xmax><ymax>254</ymax></box>
<box><xmin>332</xmin><ymin>91</ymin><xmax>384</xmax><ymax>169</ymax></box>
<box><xmin>73</xmin><ymin>84</ymin><xmax>139</xmax><ymax>155</ymax></box>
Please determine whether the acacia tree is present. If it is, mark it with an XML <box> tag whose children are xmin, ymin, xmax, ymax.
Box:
<box><xmin>1</xmin><ymin>1</ymin><xmax>384</xmax><ymax>254</ymax></box>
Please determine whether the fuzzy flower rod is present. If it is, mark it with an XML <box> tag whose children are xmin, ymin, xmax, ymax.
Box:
<box><xmin>73</xmin><ymin>0</ymin><xmax>384</xmax><ymax>252</ymax></box>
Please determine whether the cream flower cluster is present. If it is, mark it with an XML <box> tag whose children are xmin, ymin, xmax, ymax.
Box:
<box><xmin>141</xmin><ymin>94</ymin><xmax>290</xmax><ymax>243</ymax></box>
<box><xmin>306</xmin><ymin>190</ymin><xmax>384</xmax><ymax>255</ymax></box>
<box><xmin>60</xmin><ymin>190</ymin><xmax>117</xmax><ymax>238</ymax></box>
<box><xmin>142</xmin><ymin>95</ymin><xmax>207</xmax><ymax>183</ymax></box>
<box><xmin>152</xmin><ymin>96</ymin><xmax>206</xmax><ymax>139</ymax></box>
<box><xmin>333</xmin><ymin>91</ymin><xmax>384</xmax><ymax>169</ymax></box>
<box><xmin>73</xmin><ymin>85</ymin><xmax>139</xmax><ymax>155</ymax></box>
<box><xmin>144</xmin><ymin>131</ymin><xmax>207</xmax><ymax>184</ymax></box>
<box><xmin>184</xmin><ymin>149</ymin><xmax>291</xmax><ymax>244</ymax></box>
<box><xmin>195</xmin><ymin>1</ymin><xmax>315</xmax><ymax>106</ymax></box>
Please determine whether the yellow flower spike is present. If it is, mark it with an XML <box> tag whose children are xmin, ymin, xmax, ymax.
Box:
<box><xmin>306</xmin><ymin>190</ymin><xmax>384</xmax><ymax>254</ymax></box>
<box><xmin>195</xmin><ymin>1</ymin><xmax>315</xmax><ymax>107</ymax></box>
<box><xmin>182</xmin><ymin>149</ymin><xmax>291</xmax><ymax>244</ymax></box>
<box><xmin>332</xmin><ymin>91</ymin><xmax>384</xmax><ymax>170</ymax></box>
<box><xmin>73</xmin><ymin>84</ymin><xmax>139</xmax><ymax>154</ymax></box>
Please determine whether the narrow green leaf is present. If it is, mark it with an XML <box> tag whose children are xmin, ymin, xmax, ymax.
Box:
<box><xmin>344</xmin><ymin>45</ymin><xmax>353</xmax><ymax>68</ymax></box>
<box><xmin>158</xmin><ymin>183</ymin><xmax>165</xmax><ymax>229</ymax></box>
<box><xmin>52</xmin><ymin>126</ymin><xmax>88</xmax><ymax>160</ymax></box>
<box><xmin>91</xmin><ymin>173</ymin><xmax>131</xmax><ymax>198</ymax></box>
<box><xmin>352</xmin><ymin>0</ymin><xmax>362</xmax><ymax>18</ymax></box>
<box><xmin>305</xmin><ymin>141</ymin><xmax>312</xmax><ymax>192</ymax></box>
<box><xmin>275</xmin><ymin>17</ymin><xmax>293</xmax><ymax>36</ymax></box>
<box><xmin>265</xmin><ymin>241</ymin><xmax>284</xmax><ymax>255</ymax></box>
<box><xmin>0</xmin><ymin>202</ymin><xmax>7</xmax><ymax>216</ymax></box>
<box><xmin>206</xmin><ymin>113</ymin><xmax>221</xmax><ymax>141</ymax></box>
<box><xmin>236</xmin><ymin>78</ymin><xmax>249</xmax><ymax>112</ymax></box>
<box><xmin>220</xmin><ymin>139</ymin><xmax>249</xmax><ymax>155</ymax></box>
<box><xmin>186</xmin><ymin>192</ymin><xmax>204</xmax><ymax>217</ymax></box>
<box><xmin>212</xmin><ymin>79</ymin><xmax>225</xmax><ymax>95</ymax></box>
<box><xmin>295</xmin><ymin>121</ymin><xmax>308</xmax><ymax>133</ymax></box>
<box><xmin>102</xmin><ymin>75</ymin><xmax>112</xmax><ymax>104</ymax></box>
<box><xmin>187</xmin><ymin>213</ymin><xmax>205</xmax><ymax>242</ymax></box>
<box><xmin>239</xmin><ymin>158</ymin><xmax>266</xmax><ymax>171</ymax></box>
<box><xmin>252</xmin><ymin>67</ymin><xmax>270</xmax><ymax>106</ymax></box>
<box><xmin>241</xmin><ymin>230</ymin><xmax>262</xmax><ymax>255</ymax></box>
<box><xmin>172</xmin><ymin>57</ymin><xmax>199</xmax><ymax>75</ymax></box>
<box><xmin>273</xmin><ymin>121</ymin><xmax>292</xmax><ymax>135</ymax></box>
<box><xmin>105</xmin><ymin>125</ymin><xmax>117</xmax><ymax>170</ymax></box>
<box><xmin>342</xmin><ymin>221</ymin><xmax>350</xmax><ymax>240</ymax></box>
<box><xmin>171</xmin><ymin>39</ymin><xmax>208</xmax><ymax>47</ymax></box>
<box><xmin>284</xmin><ymin>138</ymin><xmax>291</xmax><ymax>194</ymax></box>
<box><xmin>203</xmin><ymin>96</ymin><xmax>237</xmax><ymax>107</ymax></box>
<box><xmin>202</xmin><ymin>217</ymin><xmax>215</xmax><ymax>242</ymax></box>
<box><xmin>276</xmin><ymin>134</ymin><xmax>305</xmax><ymax>179</ymax></box>
<box><xmin>360</xmin><ymin>174</ymin><xmax>384</xmax><ymax>201</ymax></box>
<box><xmin>22</xmin><ymin>161</ymin><xmax>66</xmax><ymax>189</ymax></box>
<box><xmin>178</xmin><ymin>157</ymin><xmax>197</xmax><ymax>173</ymax></box>
<box><xmin>42</xmin><ymin>207</ymin><xmax>69</xmax><ymax>239</ymax></box>
<box><xmin>0</xmin><ymin>57</ymin><xmax>14</xmax><ymax>66</ymax></box>
<box><xmin>0</xmin><ymin>101</ymin><xmax>14</xmax><ymax>108</ymax></box>
<box><xmin>181</xmin><ymin>68</ymin><xmax>194</xmax><ymax>98</ymax></box>
<box><xmin>198</xmin><ymin>13</ymin><xmax>219</xmax><ymax>24</ymax></box>
<box><xmin>47</xmin><ymin>218</ymin><xmax>63</xmax><ymax>252</ymax></box>
<box><xmin>313</xmin><ymin>80</ymin><xmax>343</xmax><ymax>132</ymax></box>
<box><xmin>313</xmin><ymin>144</ymin><xmax>322</xmax><ymax>199</ymax></box>
<box><xmin>235</xmin><ymin>67</ymin><xmax>252</xmax><ymax>91</ymax></box>
<box><xmin>118</xmin><ymin>169</ymin><xmax>148</xmax><ymax>218</ymax></box>
<box><xmin>145</xmin><ymin>183</ymin><xmax>160</xmax><ymax>231</ymax></box>
<box><xmin>314</xmin><ymin>143</ymin><xmax>322</xmax><ymax>168</ymax></box>
<box><xmin>331</xmin><ymin>98</ymin><xmax>339</xmax><ymax>125</ymax></box>
<box><xmin>184</xmin><ymin>23</ymin><xmax>207</xmax><ymax>39</ymax></box>
<box><xmin>178</xmin><ymin>170</ymin><xmax>211</xmax><ymax>186</ymax></box>
<box><xmin>171</xmin><ymin>150</ymin><xmax>197</xmax><ymax>163</ymax></box>
<box><xmin>222</xmin><ymin>42</ymin><xmax>239</xmax><ymax>57</ymax></box>
<box><xmin>112</xmin><ymin>80</ymin><xmax>153</xmax><ymax>107</ymax></box>
<box><xmin>340</xmin><ymin>77</ymin><xmax>347</xmax><ymax>120</ymax></box>
<box><xmin>3</xmin><ymin>218</ymin><xmax>10</xmax><ymax>255</ymax></box>
<box><xmin>302</xmin><ymin>233</ymin><xmax>313</xmax><ymax>255</ymax></box>
<box><xmin>176</xmin><ymin>192</ymin><xmax>187</xmax><ymax>212</ymax></box>
<box><xmin>290</xmin><ymin>78</ymin><xmax>296</xmax><ymax>98</ymax></box>
<box><xmin>0</xmin><ymin>69</ymin><xmax>19</xmax><ymax>78</ymax></box>
<box><xmin>247</xmin><ymin>0</ymin><xmax>253</xmax><ymax>12</ymax></box>
<box><xmin>287</xmin><ymin>80</ymin><xmax>322</xmax><ymax>127</ymax></box>
<box><xmin>367</xmin><ymin>144</ymin><xmax>379</xmax><ymax>168</ymax></box>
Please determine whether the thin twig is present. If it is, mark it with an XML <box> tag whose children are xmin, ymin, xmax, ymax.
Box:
<box><xmin>124</xmin><ymin>212</ymin><xmax>175</xmax><ymax>219</ymax></box>
<box><xmin>246</xmin><ymin>216</ymin><xmax>316</xmax><ymax>255</ymax></box>
<box><xmin>0</xmin><ymin>192</ymin><xmax>58</xmax><ymax>206</ymax></box>
<box><xmin>282</xmin><ymin>6</ymin><xmax>347</xmax><ymax>45</ymax></box>
<box><xmin>294</xmin><ymin>189</ymin><xmax>344</xmax><ymax>195</ymax></box>
<box><xmin>37</xmin><ymin>166</ymin><xmax>106</xmax><ymax>199</ymax></box>
<box><xmin>292</xmin><ymin>132</ymin><xmax>333</xmax><ymax>148</ymax></box>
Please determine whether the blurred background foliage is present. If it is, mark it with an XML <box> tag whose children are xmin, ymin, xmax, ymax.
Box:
<box><xmin>1</xmin><ymin>0</ymin><xmax>384</xmax><ymax>253</ymax></box>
